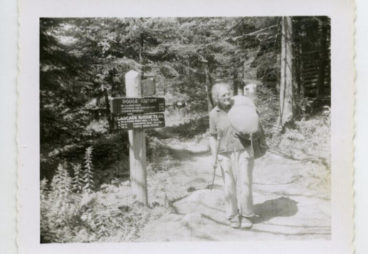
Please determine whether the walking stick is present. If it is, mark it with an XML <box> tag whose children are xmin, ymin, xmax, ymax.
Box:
<box><xmin>209</xmin><ymin>134</ymin><xmax>221</xmax><ymax>190</ymax></box>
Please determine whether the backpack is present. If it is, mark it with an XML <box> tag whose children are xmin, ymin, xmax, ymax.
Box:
<box><xmin>228</xmin><ymin>95</ymin><xmax>268</xmax><ymax>158</ymax></box>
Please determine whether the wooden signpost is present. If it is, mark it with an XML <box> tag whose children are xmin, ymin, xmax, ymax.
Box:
<box><xmin>111</xmin><ymin>70</ymin><xmax>165</xmax><ymax>206</ymax></box>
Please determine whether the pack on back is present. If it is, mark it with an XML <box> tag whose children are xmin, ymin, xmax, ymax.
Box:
<box><xmin>228</xmin><ymin>95</ymin><xmax>259</xmax><ymax>135</ymax></box>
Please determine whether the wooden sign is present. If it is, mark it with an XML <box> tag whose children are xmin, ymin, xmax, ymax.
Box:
<box><xmin>111</xmin><ymin>97</ymin><xmax>165</xmax><ymax>116</ymax></box>
<box><xmin>114</xmin><ymin>113</ymin><xmax>165</xmax><ymax>130</ymax></box>
<box><xmin>142</xmin><ymin>77</ymin><xmax>156</xmax><ymax>97</ymax></box>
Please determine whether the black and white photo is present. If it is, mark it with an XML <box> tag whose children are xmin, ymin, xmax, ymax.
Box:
<box><xmin>17</xmin><ymin>1</ymin><xmax>355</xmax><ymax>253</ymax></box>
<box><xmin>39</xmin><ymin>16</ymin><xmax>331</xmax><ymax>242</ymax></box>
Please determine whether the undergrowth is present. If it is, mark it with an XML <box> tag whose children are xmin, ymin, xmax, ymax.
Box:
<box><xmin>270</xmin><ymin>114</ymin><xmax>331</xmax><ymax>192</ymax></box>
<box><xmin>40</xmin><ymin>146</ymin><xmax>149</xmax><ymax>243</ymax></box>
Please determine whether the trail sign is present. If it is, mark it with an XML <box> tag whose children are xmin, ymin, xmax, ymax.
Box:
<box><xmin>111</xmin><ymin>97</ymin><xmax>165</xmax><ymax>116</ymax></box>
<box><xmin>115</xmin><ymin>112</ymin><xmax>165</xmax><ymax>130</ymax></box>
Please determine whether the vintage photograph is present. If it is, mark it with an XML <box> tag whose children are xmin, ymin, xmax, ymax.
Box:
<box><xmin>39</xmin><ymin>17</ymin><xmax>331</xmax><ymax>243</ymax></box>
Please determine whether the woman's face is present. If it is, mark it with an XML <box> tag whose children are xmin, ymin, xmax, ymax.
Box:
<box><xmin>217</xmin><ymin>86</ymin><xmax>233</xmax><ymax>109</ymax></box>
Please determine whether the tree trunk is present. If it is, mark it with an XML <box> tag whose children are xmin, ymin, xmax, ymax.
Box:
<box><xmin>316</xmin><ymin>20</ymin><xmax>328</xmax><ymax>100</ymax></box>
<box><xmin>293</xmin><ymin>26</ymin><xmax>302</xmax><ymax>118</ymax></box>
<box><xmin>139</xmin><ymin>33</ymin><xmax>144</xmax><ymax>80</ymax></box>
<box><xmin>233</xmin><ymin>64</ymin><xmax>243</xmax><ymax>96</ymax></box>
<box><xmin>279</xmin><ymin>16</ymin><xmax>294</xmax><ymax>129</ymax></box>
<box><xmin>233</xmin><ymin>67</ymin><xmax>238</xmax><ymax>96</ymax></box>
<box><xmin>103</xmin><ymin>88</ymin><xmax>114</xmax><ymax>133</ymax></box>
<box><xmin>203</xmin><ymin>62</ymin><xmax>214</xmax><ymax>111</ymax></box>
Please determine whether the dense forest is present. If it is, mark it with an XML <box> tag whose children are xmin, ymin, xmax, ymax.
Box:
<box><xmin>40</xmin><ymin>17</ymin><xmax>331</xmax><ymax>242</ymax></box>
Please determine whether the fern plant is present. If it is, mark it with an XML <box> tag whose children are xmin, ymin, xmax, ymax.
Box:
<box><xmin>41</xmin><ymin>163</ymin><xmax>74</xmax><ymax>242</ymax></box>
<box><xmin>40</xmin><ymin>178</ymin><xmax>49</xmax><ymax>202</ymax></box>
<box><xmin>83</xmin><ymin>146</ymin><xmax>94</xmax><ymax>193</ymax></box>
<box><xmin>72</xmin><ymin>163</ymin><xmax>83</xmax><ymax>193</ymax></box>
<box><xmin>50</xmin><ymin>163</ymin><xmax>72</xmax><ymax>201</ymax></box>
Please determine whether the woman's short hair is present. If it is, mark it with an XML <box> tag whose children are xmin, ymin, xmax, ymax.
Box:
<box><xmin>211</xmin><ymin>82</ymin><xmax>233</xmax><ymax>105</ymax></box>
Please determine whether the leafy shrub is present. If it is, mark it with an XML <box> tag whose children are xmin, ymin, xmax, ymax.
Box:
<box><xmin>254</xmin><ymin>52</ymin><xmax>279</xmax><ymax>82</ymax></box>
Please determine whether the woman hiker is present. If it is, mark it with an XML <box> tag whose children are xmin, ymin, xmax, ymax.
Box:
<box><xmin>209</xmin><ymin>82</ymin><xmax>265</xmax><ymax>229</ymax></box>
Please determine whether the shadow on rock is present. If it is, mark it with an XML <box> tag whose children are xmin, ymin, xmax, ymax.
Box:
<box><xmin>253</xmin><ymin>197</ymin><xmax>298</xmax><ymax>224</ymax></box>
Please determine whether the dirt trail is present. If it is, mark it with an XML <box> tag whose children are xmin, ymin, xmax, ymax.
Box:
<box><xmin>138</xmin><ymin>136</ymin><xmax>330</xmax><ymax>241</ymax></box>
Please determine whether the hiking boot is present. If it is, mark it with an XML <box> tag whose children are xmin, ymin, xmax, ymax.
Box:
<box><xmin>240</xmin><ymin>216</ymin><xmax>253</xmax><ymax>229</ymax></box>
<box><xmin>228</xmin><ymin>215</ymin><xmax>240</xmax><ymax>228</ymax></box>
<box><xmin>242</xmin><ymin>212</ymin><xmax>259</xmax><ymax>218</ymax></box>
